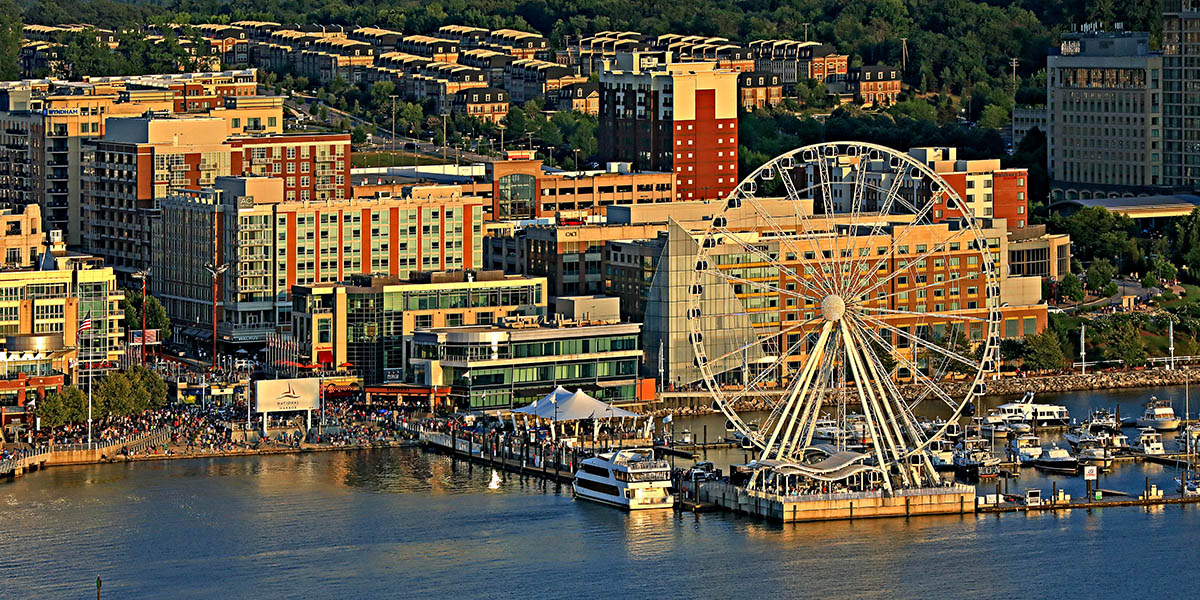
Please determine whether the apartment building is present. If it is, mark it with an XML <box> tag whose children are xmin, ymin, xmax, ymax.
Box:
<box><xmin>152</xmin><ymin>177</ymin><xmax>485</xmax><ymax>349</ymax></box>
<box><xmin>452</xmin><ymin>87</ymin><xmax>510</xmax><ymax>124</ymax></box>
<box><xmin>1163</xmin><ymin>2</ymin><xmax>1200</xmax><ymax>189</ymax></box>
<box><xmin>738</xmin><ymin>71</ymin><xmax>783</xmax><ymax>110</ymax></box>
<box><xmin>1047</xmin><ymin>30</ymin><xmax>1164</xmax><ymax>200</ymax></box>
<box><xmin>0</xmin><ymin>69</ymin><xmax>273</xmax><ymax>246</ymax></box>
<box><xmin>598</xmin><ymin>52</ymin><xmax>741</xmax><ymax>202</ymax></box>
<box><xmin>0</xmin><ymin>204</ymin><xmax>44</xmax><ymax>268</ymax></box>
<box><xmin>747</xmin><ymin>40</ymin><xmax>849</xmax><ymax>90</ymax></box>
<box><xmin>503</xmin><ymin>59</ymin><xmax>586</xmax><ymax>104</ymax></box>
<box><xmin>847</xmin><ymin>65</ymin><xmax>901</xmax><ymax>106</ymax></box>
<box><xmin>82</xmin><ymin>116</ymin><xmax>348</xmax><ymax>283</ymax></box>
<box><xmin>908</xmin><ymin>147</ymin><xmax>1031</xmax><ymax>228</ymax></box>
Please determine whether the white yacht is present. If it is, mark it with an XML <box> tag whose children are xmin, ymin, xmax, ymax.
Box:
<box><xmin>1077</xmin><ymin>442</ymin><xmax>1115</xmax><ymax>470</ymax></box>
<box><xmin>1175</xmin><ymin>425</ymin><xmax>1200</xmax><ymax>454</ymax></box>
<box><xmin>1132</xmin><ymin>428</ymin><xmax>1165</xmax><ymax>455</ymax></box>
<box><xmin>993</xmin><ymin>392</ymin><xmax>1070</xmax><ymax>427</ymax></box>
<box><xmin>1137</xmin><ymin>397</ymin><xmax>1182</xmax><ymax>431</ymax></box>
<box><xmin>928</xmin><ymin>439</ymin><xmax>957</xmax><ymax>471</ymax></box>
<box><xmin>1008</xmin><ymin>434</ymin><xmax>1043</xmax><ymax>465</ymax></box>
<box><xmin>573</xmin><ymin>449</ymin><xmax>674</xmax><ymax>510</ymax></box>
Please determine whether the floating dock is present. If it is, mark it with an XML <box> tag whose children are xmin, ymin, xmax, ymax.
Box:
<box><xmin>694</xmin><ymin>481</ymin><xmax>976</xmax><ymax>522</ymax></box>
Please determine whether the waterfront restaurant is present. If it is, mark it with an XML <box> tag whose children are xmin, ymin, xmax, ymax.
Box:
<box><xmin>408</xmin><ymin>316</ymin><xmax>648</xmax><ymax>411</ymax></box>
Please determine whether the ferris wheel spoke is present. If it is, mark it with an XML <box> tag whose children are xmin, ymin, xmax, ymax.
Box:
<box><xmin>856</xmin><ymin>313</ymin><xmax>981</xmax><ymax>379</ymax></box>
<box><xmin>850</xmin><ymin>315</ymin><xmax>962</xmax><ymax>413</ymax></box>
<box><xmin>868</xmin><ymin>274</ymin><xmax>971</xmax><ymax>305</ymax></box>
<box><xmin>711</xmin><ymin>223</ymin><xmax>831</xmax><ymax>301</ymax></box>
<box><xmin>842</xmin><ymin>167</ymin><xmax>908</xmax><ymax>293</ymax></box>
<box><xmin>702</xmin><ymin>264</ymin><xmax>814</xmax><ymax>303</ymax></box>
<box><xmin>855</xmin><ymin>305</ymin><xmax>989</xmax><ymax>323</ymax></box>
<box><xmin>704</xmin><ymin>322</ymin><xmax>813</xmax><ymax>406</ymax></box>
<box><xmin>845</xmin><ymin>194</ymin><xmax>941</xmax><ymax>296</ymax></box>
<box><xmin>742</xmin><ymin>182</ymin><xmax>838</xmax><ymax>298</ymax></box>
<box><xmin>703</xmin><ymin>316</ymin><xmax>819</xmax><ymax>367</ymax></box>
<box><xmin>788</xmin><ymin>325</ymin><xmax>839</xmax><ymax>454</ymax></box>
<box><xmin>774</xmin><ymin>162</ymin><xmax>843</xmax><ymax>286</ymax></box>
<box><xmin>851</xmin><ymin>231</ymin><xmax>971</xmax><ymax>300</ymax></box>
<box><xmin>837</xmin><ymin>149</ymin><xmax>874</xmax><ymax>294</ymax></box>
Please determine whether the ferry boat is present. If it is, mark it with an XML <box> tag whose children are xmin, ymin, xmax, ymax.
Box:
<box><xmin>993</xmin><ymin>392</ymin><xmax>1070</xmax><ymax>427</ymax></box>
<box><xmin>1132</xmin><ymin>428</ymin><xmax>1165</xmax><ymax>456</ymax></box>
<box><xmin>573</xmin><ymin>449</ymin><xmax>674</xmax><ymax>510</ymax></box>
<box><xmin>1136</xmin><ymin>397</ymin><xmax>1182</xmax><ymax>431</ymax></box>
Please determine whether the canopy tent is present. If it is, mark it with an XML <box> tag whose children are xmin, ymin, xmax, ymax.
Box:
<box><xmin>511</xmin><ymin>386</ymin><xmax>640</xmax><ymax>422</ymax></box>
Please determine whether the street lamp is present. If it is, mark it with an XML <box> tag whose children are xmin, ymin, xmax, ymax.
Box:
<box><xmin>203</xmin><ymin>261</ymin><xmax>228</xmax><ymax>371</ymax></box>
<box><xmin>131</xmin><ymin>267</ymin><xmax>150</xmax><ymax>366</ymax></box>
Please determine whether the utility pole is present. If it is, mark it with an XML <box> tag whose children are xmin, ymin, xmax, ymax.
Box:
<box><xmin>1009</xmin><ymin>57</ymin><xmax>1019</xmax><ymax>84</ymax></box>
<box><xmin>389</xmin><ymin>94</ymin><xmax>399</xmax><ymax>166</ymax></box>
<box><xmin>900</xmin><ymin>38</ymin><xmax>908</xmax><ymax>72</ymax></box>
<box><xmin>802</xmin><ymin>23</ymin><xmax>811</xmax><ymax>42</ymax></box>
<box><xmin>441</xmin><ymin>114</ymin><xmax>448</xmax><ymax>164</ymax></box>
<box><xmin>526</xmin><ymin>131</ymin><xmax>533</xmax><ymax>150</ymax></box>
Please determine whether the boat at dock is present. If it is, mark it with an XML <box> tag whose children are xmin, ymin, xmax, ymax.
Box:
<box><xmin>573</xmin><ymin>449</ymin><xmax>674</xmax><ymax>510</ymax></box>
<box><xmin>1008</xmin><ymin>434</ymin><xmax>1043</xmax><ymax>465</ymax></box>
<box><xmin>953</xmin><ymin>437</ymin><xmax>1001</xmax><ymax>480</ymax></box>
<box><xmin>1076</xmin><ymin>442</ymin><xmax>1115</xmax><ymax>470</ymax></box>
<box><xmin>992</xmin><ymin>392</ymin><xmax>1070</xmax><ymax>427</ymax></box>
<box><xmin>1031</xmin><ymin>445</ymin><xmax>1079</xmax><ymax>475</ymax></box>
<box><xmin>1134</xmin><ymin>397</ymin><xmax>1182</xmax><ymax>431</ymax></box>
<box><xmin>1083</xmin><ymin>408</ymin><xmax>1122</xmax><ymax>433</ymax></box>
<box><xmin>1008</xmin><ymin>434</ymin><xmax>1046</xmax><ymax>465</ymax></box>
<box><xmin>1132</xmin><ymin>428</ymin><xmax>1165</xmax><ymax>456</ymax></box>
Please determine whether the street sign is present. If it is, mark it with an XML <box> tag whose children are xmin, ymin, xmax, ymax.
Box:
<box><xmin>1083</xmin><ymin>465</ymin><xmax>1098</xmax><ymax>481</ymax></box>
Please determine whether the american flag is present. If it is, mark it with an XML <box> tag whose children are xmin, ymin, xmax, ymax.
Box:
<box><xmin>77</xmin><ymin>311</ymin><xmax>92</xmax><ymax>335</ymax></box>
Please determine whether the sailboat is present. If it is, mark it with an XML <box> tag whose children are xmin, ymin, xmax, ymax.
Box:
<box><xmin>1178</xmin><ymin>375</ymin><xmax>1199</xmax><ymax>497</ymax></box>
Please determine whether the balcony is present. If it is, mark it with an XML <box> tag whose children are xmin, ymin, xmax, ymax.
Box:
<box><xmin>170</xmin><ymin>163</ymin><xmax>191</xmax><ymax>172</ymax></box>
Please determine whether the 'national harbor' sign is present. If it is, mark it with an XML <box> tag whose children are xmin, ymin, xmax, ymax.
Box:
<box><xmin>254</xmin><ymin>378</ymin><xmax>320</xmax><ymax>413</ymax></box>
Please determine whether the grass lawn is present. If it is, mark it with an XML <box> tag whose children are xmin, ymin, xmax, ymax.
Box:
<box><xmin>1158</xmin><ymin>284</ymin><xmax>1200</xmax><ymax>309</ymax></box>
<box><xmin>351</xmin><ymin>151</ymin><xmax>448</xmax><ymax>168</ymax></box>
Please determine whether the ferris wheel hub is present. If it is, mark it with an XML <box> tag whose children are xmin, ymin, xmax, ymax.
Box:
<box><xmin>821</xmin><ymin>294</ymin><xmax>846</xmax><ymax>322</ymax></box>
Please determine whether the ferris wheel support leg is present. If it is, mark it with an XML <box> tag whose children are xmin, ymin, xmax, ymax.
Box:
<box><xmin>846</xmin><ymin>324</ymin><xmax>920</xmax><ymax>487</ymax></box>
<box><xmin>840</xmin><ymin>320</ymin><xmax>897</xmax><ymax>494</ymax></box>
<box><xmin>764</xmin><ymin>321</ymin><xmax>832</xmax><ymax>461</ymax></box>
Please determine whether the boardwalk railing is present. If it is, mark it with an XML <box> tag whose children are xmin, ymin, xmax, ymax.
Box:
<box><xmin>1</xmin><ymin>426</ymin><xmax>175</xmax><ymax>476</ymax></box>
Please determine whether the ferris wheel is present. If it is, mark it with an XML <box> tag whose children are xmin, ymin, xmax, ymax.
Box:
<box><xmin>687</xmin><ymin>142</ymin><xmax>1001</xmax><ymax>490</ymax></box>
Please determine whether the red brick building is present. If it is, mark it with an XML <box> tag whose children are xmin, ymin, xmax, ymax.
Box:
<box><xmin>848</xmin><ymin>65</ymin><xmax>902</xmax><ymax>106</ymax></box>
<box><xmin>598</xmin><ymin>52</ymin><xmax>741</xmax><ymax>202</ymax></box>
<box><xmin>738</xmin><ymin>71</ymin><xmax>783</xmax><ymax>110</ymax></box>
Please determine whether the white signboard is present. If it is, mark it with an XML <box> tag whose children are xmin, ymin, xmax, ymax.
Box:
<box><xmin>1083</xmin><ymin>465</ymin><xmax>1098</xmax><ymax>481</ymax></box>
<box><xmin>255</xmin><ymin>378</ymin><xmax>320</xmax><ymax>413</ymax></box>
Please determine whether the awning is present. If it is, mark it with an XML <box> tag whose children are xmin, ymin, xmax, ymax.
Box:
<box><xmin>317</xmin><ymin>350</ymin><xmax>333</xmax><ymax>364</ymax></box>
<box><xmin>511</xmin><ymin>386</ymin><xmax>641</xmax><ymax>421</ymax></box>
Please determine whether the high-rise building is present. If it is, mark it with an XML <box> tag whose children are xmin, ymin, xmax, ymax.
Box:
<box><xmin>1164</xmin><ymin>2</ymin><xmax>1200</xmax><ymax>189</ymax></box>
<box><xmin>1047</xmin><ymin>30</ymin><xmax>1163</xmax><ymax>200</ymax></box>
<box><xmin>152</xmin><ymin>177</ymin><xmax>485</xmax><ymax>349</ymax></box>
<box><xmin>598</xmin><ymin>52</ymin><xmax>740</xmax><ymax>202</ymax></box>
<box><xmin>908</xmin><ymin>147</ymin><xmax>1030</xmax><ymax>228</ymax></box>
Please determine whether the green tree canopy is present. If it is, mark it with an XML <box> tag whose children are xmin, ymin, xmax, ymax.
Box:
<box><xmin>1086</xmin><ymin>258</ymin><xmax>1116</xmax><ymax>293</ymax></box>
<box><xmin>1022</xmin><ymin>330</ymin><xmax>1069</xmax><ymax>371</ymax></box>
<box><xmin>1060</xmin><ymin>272</ymin><xmax>1085</xmax><ymax>303</ymax></box>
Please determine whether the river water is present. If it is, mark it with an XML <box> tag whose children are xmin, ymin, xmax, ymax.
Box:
<box><xmin>4</xmin><ymin>386</ymin><xmax>1200</xmax><ymax>599</ymax></box>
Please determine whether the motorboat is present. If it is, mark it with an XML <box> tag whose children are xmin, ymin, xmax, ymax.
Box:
<box><xmin>1132</xmin><ymin>427</ymin><xmax>1166</xmax><ymax>455</ymax></box>
<box><xmin>953</xmin><ymin>437</ymin><xmax>1001</xmax><ymax>480</ymax></box>
<box><xmin>812</xmin><ymin>419</ymin><xmax>851</xmax><ymax>444</ymax></box>
<box><xmin>1031</xmin><ymin>445</ymin><xmax>1079</xmax><ymax>475</ymax></box>
<box><xmin>992</xmin><ymin>391</ymin><xmax>1070</xmax><ymax>427</ymax></box>
<box><xmin>1084</xmin><ymin>408</ymin><xmax>1122</xmax><ymax>433</ymax></box>
<box><xmin>1008</xmin><ymin>434</ymin><xmax>1043</xmax><ymax>465</ymax></box>
<box><xmin>573</xmin><ymin>449</ymin><xmax>674</xmax><ymax>510</ymax></box>
<box><xmin>1076</xmin><ymin>442</ymin><xmax>1115</xmax><ymax>470</ymax></box>
<box><xmin>1178</xmin><ymin>473</ymin><xmax>1200</xmax><ymax>497</ymax></box>
<box><xmin>1067</xmin><ymin>423</ymin><xmax>1130</xmax><ymax>454</ymax></box>
<box><xmin>1136</xmin><ymin>397</ymin><xmax>1182</xmax><ymax>431</ymax></box>
<box><xmin>979</xmin><ymin>413</ymin><xmax>1012</xmax><ymax>437</ymax></box>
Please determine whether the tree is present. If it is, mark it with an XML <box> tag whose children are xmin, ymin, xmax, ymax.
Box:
<box><xmin>95</xmin><ymin>372</ymin><xmax>135</xmax><ymax>418</ymax></box>
<box><xmin>126</xmin><ymin>365</ymin><xmax>168</xmax><ymax>411</ymax></box>
<box><xmin>1142</xmin><ymin>272</ymin><xmax>1159</xmax><ymax>290</ymax></box>
<box><xmin>978</xmin><ymin>104</ymin><xmax>1009</xmax><ymax>130</ymax></box>
<box><xmin>1086</xmin><ymin>258</ymin><xmax>1116</xmax><ymax>293</ymax></box>
<box><xmin>1105</xmin><ymin>321</ymin><xmax>1147</xmax><ymax>367</ymax></box>
<box><xmin>0</xmin><ymin>0</ymin><xmax>21</xmax><ymax>81</ymax></box>
<box><xmin>122</xmin><ymin>290</ymin><xmax>172</xmax><ymax>341</ymax></box>
<box><xmin>1022</xmin><ymin>331</ymin><xmax>1069</xmax><ymax>371</ymax></box>
<box><xmin>37</xmin><ymin>386</ymin><xmax>86</xmax><ymax>428</ymax></box>
<box><xmin>1060</xmin><ymin>273</ymin><xmax>1085</xmax><ymax>302</ymax></box>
